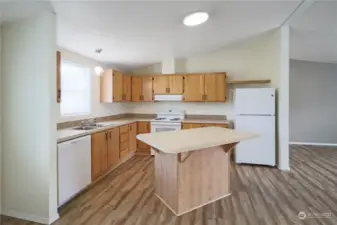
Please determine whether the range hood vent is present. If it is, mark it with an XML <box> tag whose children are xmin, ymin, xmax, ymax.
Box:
<box><xmin>154</xmin><ymin>95</ymin><xmax>183</xmax><ymax>101</ymax></box>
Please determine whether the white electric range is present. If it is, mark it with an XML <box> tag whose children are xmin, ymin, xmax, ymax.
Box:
<box><xmin>150</xmin><ymin>110</ymin><xmax>185</xmax><ymax>155</ymax></box>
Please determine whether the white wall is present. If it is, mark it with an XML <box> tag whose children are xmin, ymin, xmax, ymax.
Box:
<box><xmin>0</xmin><ymin>24</ymin><xmax>2</xmax><ymax>214</ymax></box>
<box><xmin>130</xmin><ymin>30</ymin><xmax>280</xmax><ymax>119</ymax></box>
<box><xmin>131</xmin><ymin>28</ymin><xmax>290</xmax><ymax>170</ymax></box>
<box><xmin>1</xmin><ymin>12</ymin><xmax>58</xmax><ymax>224</ymax></box>
<box><xmin>290</xmin><ymin>60</ymin><xmax>337</xmax><ymax>144</ymax></box>
<box><xmin>57</xmin><ymin>48</ymin><xmax>128</xmax><ymax>123</ymax></box>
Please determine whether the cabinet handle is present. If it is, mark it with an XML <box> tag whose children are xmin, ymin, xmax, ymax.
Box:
<box><xmin>167</xmin><ymin>87</ymin><xmax>170</xmax><ymax>93</ymax></box>
<box><xmin>105</xmin><ymin>132</ymin><xmax>108</xmax><ymax>140</ymax></box>
<box><xmin>129</xmin><ymin>125</ymin><xmax>132</xmax><ymax>131</ymax></box>
<box><xmin>166</xmin><ymin>87</ymin><xmax>169</xmax><ymax>93</ymax></box>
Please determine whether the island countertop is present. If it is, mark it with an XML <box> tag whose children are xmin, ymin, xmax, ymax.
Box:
<box><xmin>136</xmin><ymin>127</ymin><xmax>257</xmax><ymax>154</ymax></box>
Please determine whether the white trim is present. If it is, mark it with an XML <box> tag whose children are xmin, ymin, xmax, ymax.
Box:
<box><xmin>289</xmin><ymin>142</ymin><xmax>337</xmax><ymax>147</ymax></box>
<box><xmin>277</xmin><ymin>165</ymin><xmax>290</xmax><ymax>171</ymax></box>
<box><xmin>2</xmin><ymin>209</ymin><xmax>52</xmax><ymax>224</ymax></box>
<box><xmin>48</xmin><ymin>212</ymin><xmax>60</xmax><ymax>224</ymax></box>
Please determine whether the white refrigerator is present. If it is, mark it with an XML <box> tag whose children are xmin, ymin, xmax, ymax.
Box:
<box><xmin>235</xmin><ymin>88</ymin><xmax>276</xmax><ymax>166</ymax></box>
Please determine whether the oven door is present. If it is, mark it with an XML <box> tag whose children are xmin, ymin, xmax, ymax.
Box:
<box><xmin>150</xmin><ymin>123</ymin><xmax>181</xmax><ymax>155</ymax></box>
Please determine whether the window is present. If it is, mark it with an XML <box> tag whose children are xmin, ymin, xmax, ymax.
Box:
<box><xmin>61</xmin><ymin>61</ymin><xmax>91</xmax><ymax>116</ymax></box>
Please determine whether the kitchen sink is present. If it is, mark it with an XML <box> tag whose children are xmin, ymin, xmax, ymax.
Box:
<box><xmin>72</xmin><ymin>125</ymin><xmax>104</xmax><ymax>130</ymax></box>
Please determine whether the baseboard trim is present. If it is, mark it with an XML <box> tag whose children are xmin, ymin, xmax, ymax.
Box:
<box><xmin>289</xmin><ymin>142</ymin><xmax>337</xmax><ymax>147</ymax></box>
<box><xmin>2</xmin><ymin>209</ymin><xmax>50</xmax><ymax>224</ymax></box>
<box><xmin>48</xmin><ymin>212</ymin><xmax>60</xmax><ymax>224</ymax></box>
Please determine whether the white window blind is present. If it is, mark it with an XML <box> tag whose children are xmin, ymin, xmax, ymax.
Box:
<box><xmin>60</xmin><ymin>61</ymin><xmax>91</xmax><ymax>116</ymax></box>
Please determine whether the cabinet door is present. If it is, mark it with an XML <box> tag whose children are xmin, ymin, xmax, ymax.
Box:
<box><xmin>56</xmin><ymin>51</ymin><xmax>61</xmax><ymax>103</ymax></box>
<box><xmin>142</xmin><ymin>76</ymin><xmax>153</xmax><ymax>102</ymax></box>
<box><xmin>183</xmin><ymin>75</ymin><xmax>204</xmax><ymax>102</ymax></box>
<box><xmin>123</xmin><ymin>75</ymin><xmax>132</xmax><ymax>101</ymax></box>
<box><xmin>215</xmin><ymin>124</ymin><xmax>229</xmax><ymax>128</ymax></box>
<box><xmin>168</xmin><ymin>75</ymin><xmax>183</xmax><ymax>94</ymax></box>
<box><xmin>100</xmin><ymin>69</ymin><xmax>113</xmax><ymax>103</ymax></box>
<box><xmin>131</xmin><ymin>76</ymin><xmax>142</xmax><ymax>102</ymax></box>
<box><xmin>91</xmin><ymin>132</ymin><xmax>108</xmax><ymax>181</ymax></box>
<box><xmin>113</xmin><ymin>71</ymin><xmax>123</xmax><ymax>102</ymax></box>
<box><xmin>182</xmin><ymin>123</ymin><xmax>193</xmax><ymax>129</ymax></box>
<box><xmin>129</xmin><ymin>123</ymin><xmax>137</xmax><ymax>153</ymax></box>
<box><xmin>153</xmin><ymin>76</ymin><xmax>168</xmax><ymax>94</ymax></box>
<box><xmin>107</xmin><ymin>128</ymin><xmax>120</xmax><ymax>168</ymax></box>
<box><xmin>204</xmin><ymin>73</ymin><xmax>227</xmax><ymax>102</ymax></box>
<box><xmin>137</xmin><ymin>122</ymin><xmax>150</xmax><ymax>153</ymax></box>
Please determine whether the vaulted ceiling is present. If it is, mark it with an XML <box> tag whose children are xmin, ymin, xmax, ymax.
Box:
<box><xmin>52</xmin><ymin>1</ymin><xmax>301</xmax><ymax>69</ymax></box>
<box><xmin>290</xmin><ymin>0</ymin><xmax>337</xmax><ymax>64</ymax></box>
<box><xmin>1</xmin><ymin>1</ymin><xmax>335</xmax><ymax>68</ymax></box>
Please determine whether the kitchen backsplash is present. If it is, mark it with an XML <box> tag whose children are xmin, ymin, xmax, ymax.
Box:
<box><xmin>57</xmin><ymin>113</ymin><xmax>227</xmax><ymax>129</ymax></box>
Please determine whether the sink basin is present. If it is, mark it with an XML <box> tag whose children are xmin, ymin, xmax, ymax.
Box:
<box><xmin>72</xmin><ymin>125</ymin><xmax>103</xmax><ymax>130</ymax></box>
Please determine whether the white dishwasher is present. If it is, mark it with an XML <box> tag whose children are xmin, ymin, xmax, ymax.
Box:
<box><xmin>57</xmin><ymin>135</ymin><xmax>91</xmax><ymax>207</ymax></box>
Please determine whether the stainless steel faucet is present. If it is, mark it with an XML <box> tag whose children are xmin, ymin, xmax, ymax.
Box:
<box><xmin>81</xmin><ymin>118</ymin><xmax>97</xmax><ymax>127</ymax></box>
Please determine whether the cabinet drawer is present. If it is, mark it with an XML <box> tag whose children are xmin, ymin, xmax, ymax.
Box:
<box><xmin>119</xmin><ymin>125</ymin><xmax>129</xmax><ymax>134</ymax></box>
<box><xmin>120</xmin><ymin>149</ymin><xmax>128</xmax><ymax>158</ymax></box>
<box><xmin>120</xmin><ymin>132</ymin><xmax>129</xmax><ymax>142</ymax></box>
<box><xmin>120</xmin><ymin>140</ymin><xmax>129</xmax><ymax>151</ymax></box>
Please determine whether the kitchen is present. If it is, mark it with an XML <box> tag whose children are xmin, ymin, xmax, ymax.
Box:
<box><xmin>1</xmin><ymin>1</ymin><xmax>336</xmax><ymax>225</ymax></box>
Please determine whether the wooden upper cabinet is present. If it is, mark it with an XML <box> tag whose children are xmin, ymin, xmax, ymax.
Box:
<box><xmin>123</xmin><ymin>75</ymin><xmax>132</xmax><ymax>101</ymax></box>
<box><xmin>142</xmin><ymin>76</ymin><xmax>153</xmax><ymax>101</ymax></box>
<box><xmin>100</xmin><ymin>69</ymin><xmax>114</xmax><ymax>103</ymax></box>
<box><xmin>56</xmin><ymin>51</ymin><xmax>61</xmax><ymax>103</ymax></box>
<box><xmin>100</xmin><ymin>70</ymin><xmax>133</xmax><ymax>102</ymax></box>
<box><xmin>113</xmin><ymin>70</ymin><xmax>123</xmax><ymax>102</ymax></box>
<box><xmin>131</xmin><ymin>76</ymin><xmax>153</xmax><ymax>102</ymax></box>
<box><xmin>153</xmin><ymin>76</ymin><xmax>168</xmax><ymax>94</ymax></box>
<box><xmin>132</xmin><ymin>76</ymin><xmax>142</xmax><ymax>102</ymax></box>
<box><xmin>107</xmin><ymin>128</ymin><xmax>120</xmax><ymax>168</ymax></box>
<box><xmin>153</xmin><ymin>75</ymin><xmax>183</xmax><ymax>94</ymax></box>
<box><xmin>168</xmin><ymin>75</ymin><xmax>183</xmax><ymax>94</ymax></box>
<box><xmin>204</xmin><ymin>73</ymin><xmax>227</xmax><ymax>102</ymax></box>
<box><xmin>183</xmin><ymin>75</ymin><xmax>204</xmax><ymax>102</ymax></box>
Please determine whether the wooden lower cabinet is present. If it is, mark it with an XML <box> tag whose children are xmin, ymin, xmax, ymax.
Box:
<box><xmin>129</xmin><ymin>123</ymin><xmax>137</xmax><ymax>153</ymax></box>
<box><xmin>107</xmin><ymin>127</ymin><xmax>120</xmax><ymax>168</ymax></box>
<box><xmin>137</xmin><ymin>121</ymin><xmax>151</xmax><ymax>154</ymax></box>
<box><xmin>91</xmin><ymin>124</ymin><xmax>139</xmax><ymax>182</ymax></box>
<box><xmin>91</xmin><ymin>131</ymin><xmax>108</xmax><ymax>181</ymax></box>
<box><xmin>119</xmin><ymin>125</ymin><xmax>129</xmax><ymax>159</ymax></box>
<box><xmin>182</xmin><ymin>123</ymin><xmax>229</xmax><ymax>129</ymax></box>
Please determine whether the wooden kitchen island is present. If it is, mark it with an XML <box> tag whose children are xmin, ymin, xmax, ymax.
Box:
<box><xmin>137</xmin><ymin>127</ymin><xmax>256</xmax><ymax>216</ymax></box>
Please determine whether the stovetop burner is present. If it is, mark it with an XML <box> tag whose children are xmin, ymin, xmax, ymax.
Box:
<box><xmin>170</xmin><ymin>118</ymin><xmax>180</xmax><ymax>121</ymax></box>
<box><xmin>154</xmin><ymin>117</ymin><xmax>165</xmax><ymax>120</ymax></box>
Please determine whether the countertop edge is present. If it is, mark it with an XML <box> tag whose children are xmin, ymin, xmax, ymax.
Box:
<box><xmin>58</xmin><ymin>118</ymin><xmax>232</xmax><ymax>143</ymax></box>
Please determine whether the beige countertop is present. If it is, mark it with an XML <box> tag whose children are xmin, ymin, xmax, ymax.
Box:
<box><xmin>182</xmin><ymin>119</ymin><xmax>231</xmax><ymax>124</ymax></box>
<box><xmin>136</xmin><ymin>127</ymin><xmax>256</xmax><ymax>154</ymax></box>
<box><xmin>57</xmin><ymin>117</ymin><xmax>232</xmax><ymax>143</ymax></box>
<box><xmin>57</xmin><ymin>118</ymin><xmax>151</xmax><ymax>143</ymax></box>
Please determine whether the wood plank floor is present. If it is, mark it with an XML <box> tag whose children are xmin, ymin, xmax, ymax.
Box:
<box><xmin>2</xmin><ymin>145</ymin><xmax>337</xmax><ymax>225</ymax></box>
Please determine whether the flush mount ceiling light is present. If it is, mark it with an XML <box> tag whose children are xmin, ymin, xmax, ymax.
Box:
<box><xmin>183</xmin><ymin>12</ymin><xmax>209</xmax><ymax>26</ymax></box>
